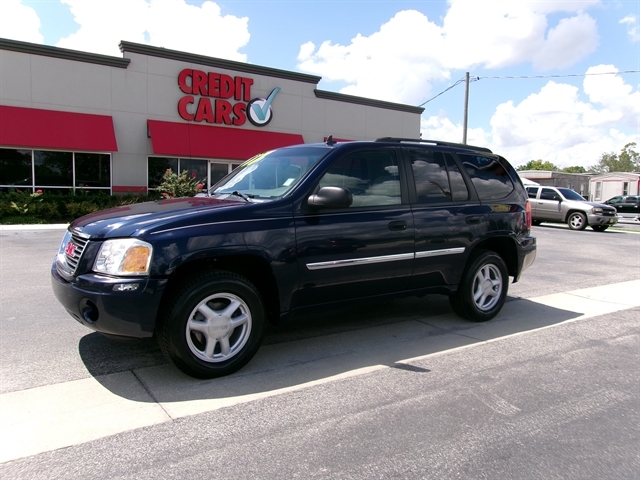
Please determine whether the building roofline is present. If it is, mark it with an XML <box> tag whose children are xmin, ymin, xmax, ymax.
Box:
<box><xmin>0</xmin><ymin>37</ymin><xmax>131</xmax><ymax>68</ymax></box>
<box><xmin>314</xmin><ymin>90</ymin><xmax>425</xmax><ymax>114</ymax></box>
<box><xmin>119</xmin><ymin>41</ymin><xmax>322</xmax><ymax>84</ymax></box>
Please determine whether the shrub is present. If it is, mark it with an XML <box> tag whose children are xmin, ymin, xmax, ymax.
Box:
<box><xmin>156</xmin><ymin>169</ymin><xmax>206</xmax><ymax>198</ymax></box>
<box><xmin>0</xmin><ymin>190</ymin><xmax>155</xmax><ymax>224</ymax></box>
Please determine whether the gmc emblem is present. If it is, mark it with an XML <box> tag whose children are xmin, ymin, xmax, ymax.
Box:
<box><xmin>64</xmin><ymin>242</ymin><xmax>77</xmax><ymax>257</ymax></box>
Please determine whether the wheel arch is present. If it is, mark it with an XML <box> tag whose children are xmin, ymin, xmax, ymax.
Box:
<box><xmin>468</xmin><ymin>236</ymin><xmax>518</xmax><ymax>279</ymax></box>
<box><xmin>158</xmin><ymin>253</ymin><xmax>281</xmax><ymax>327</ymax></box>
<box><xmin>564</xmin><ymin>209</ymin><xmax>588</xmax><ymax>223</ymax></box>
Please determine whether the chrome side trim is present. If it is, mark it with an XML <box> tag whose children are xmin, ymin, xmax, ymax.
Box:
<box><xmin>306</xmin><ymin>247</ymin><xmax>465</xmax><ymax>270</ymax></box>
<box><xmin>415</xmin><ymin>247</ymin><xmax>465</xmax><ymax>258</ymax></box>
<box><xmin>306</xmin><ymin>252</ymin><xmax>414</xmax><ymax>270</ymax></box>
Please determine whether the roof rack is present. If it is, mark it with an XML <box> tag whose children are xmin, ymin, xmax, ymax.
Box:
<box><xmin>374</xmin><ymin>137</ymin><xmax>493</xmax><ymax>154</ymax></box>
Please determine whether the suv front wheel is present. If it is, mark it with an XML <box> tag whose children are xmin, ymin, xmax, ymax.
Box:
<box><xmin>568</xmin><ymin>212</ymin><xmax>587</xmax><ymax>230</ymax></box>
<box><xmin>450</xmin><ymin>250</ymin><xmax>508</xmax><ymax>322</ymax></box>
<box><xmin>158</xmin><ymin>271</ymin><xmax>266</xmax><ymax>378</ymax></box>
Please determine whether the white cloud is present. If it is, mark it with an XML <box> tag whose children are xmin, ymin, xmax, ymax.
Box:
<box><xmin>55</xmin><ymin>0</ymin><xmax>249</xmax><ymax>60</ymax></box>
<box><xmin>421</xmin><ymin>68</ymin><xmax>639</xmax><ymax>168</ymax></box>
<box><xmin>620</xmin><ymin>14</ymin><xmax>640</xmax><ymax>43</ymax></box>
<box><xmin>532</xmin><ymin>13</ymin><xmax>598</xmax><ymax>70</ymax></box>
<box><xmin>297</xmin><ymin>1</ymin><xmax>601</xmax><ymax>103</ymax></box>
<box><xmin>0</xmin><ymin>0</ymin><xmax>43</xmax><ymax>44</ymax></box>
<box><xmin>297</xmin><ymin>10</ymin><xmax>447</xmax><ymax>104</ymax></box>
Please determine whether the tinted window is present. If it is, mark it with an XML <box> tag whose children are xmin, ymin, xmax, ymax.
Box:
<box><xmin>445</xmin><ymin>154</ymin><xmax>469</xmax><ymax>201</ymax></box>
<box><xmin>75</xmin><ymin>153</ymin><xmax>111</xmax><ymax>188</ymax></box>
<box><xmin>527</xmin><ymin>187</ymin><xmax>539</xmax><ymax>198</ymax></box>
<box><xmin>0</xmin><ymin>148</ymin><xmax>32</xmax><ymax>187</ymax></box>
<box><xmin>409</xmin><ymin>150</ymin><xmax>450</xmax><ymax>203</ymax></box>
<box><xmin>459</xmin><ymin>154</ymin><xmax>514</xmax><ymax>200</ymax></box>
<box><xmin>319</xmin><ymin>149</ymin><xmax>401</xmax><ymax>207</ymax></box>
<box><xmin>557</xmin><ymin>188</ymin><xmax>585</xmax><ymax>201</ymax></box>
<box><xmin>540</xmin><ymin>188</ymin><xmax>560</xmax><ymax>200</ymax></box>
<box><xmin>408</xmin><ymin>150</ymin><xmax>469</xmax><ymax>204</ymax></box>
<box><xmin>34</xmin><ymin>150</ymin><xmax>72</xmax><ymax>187</ymax></box>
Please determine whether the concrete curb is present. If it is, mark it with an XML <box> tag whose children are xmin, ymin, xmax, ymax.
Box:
<box><xmin>0</xmin><ymin>224</ymin><xmax>69</xmax><ymax>231</ymax></box>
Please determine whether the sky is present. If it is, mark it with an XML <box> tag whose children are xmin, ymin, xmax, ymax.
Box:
<box><xmin>0</xmin><ymin>0</ymin><xmax>639</xmax><ymax>169</ymax></box>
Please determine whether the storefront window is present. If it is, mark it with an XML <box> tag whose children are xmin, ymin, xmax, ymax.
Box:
<box><xmin>34</xmin><ymin>150</ymin><xmax>73</xmax><ymax>186</ymax></box>
<box><xmin>181</xmin><ymin>159</ymin><xmax>207</xmax><ymax>183</ymax></box>
<box><xmin>0</xmin><ymin>148</ymin><xmax>111</xmax><ymax>193</ymax></box>
<box><xmin>148</xmin><ymin>157</ymin><xmax>178</xmax><ymax>188</ymax></box>
<box><xmin>147</xmin><ymin>157</ymin><xmax>208</xmax><ymax>189</ymax></box>
<box><xmin>75</xmin><ymin>153</ymin><xmax>111</xmax><ymax>188</ymax></box>
<box><xmin>0</xmin><ymin>148</ymin><xmax>32</xmax><ymax>190</ymax></box>
<box><xmin>210</xmin><ymin>163</ymin><xmax>230</xmax><ymax>187</ymax></box>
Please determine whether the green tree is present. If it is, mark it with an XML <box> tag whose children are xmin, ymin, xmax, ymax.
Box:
<box><xmin>517</xmin><ymin>159</ymin><xmax>558</xmax><ymax>171</ymax></box>
<box><xmin>590</xmin><ymin>143</ymin><xmax>639</xmax><ymax>173</ymax></box>
<box><xmin>561</xmin><ymin>166</ymin><xmax>587</xmax><ymax>173</ymax></box>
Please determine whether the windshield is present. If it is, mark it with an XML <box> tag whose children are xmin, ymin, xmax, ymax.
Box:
<box><xmin>558</xmin><ymin>188</ymin><xmax>586</xmax><ymax>201</ymax></box>
<box><xmin>212</xmin><ymin>146</ymin><xmax>331</xmax><ymax>200</ymax></box>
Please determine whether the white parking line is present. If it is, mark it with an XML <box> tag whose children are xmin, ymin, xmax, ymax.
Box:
<box><xmin>1</xmin><ymin>280</ymin><xmax>639</xmax><ymax>463</ymax></box>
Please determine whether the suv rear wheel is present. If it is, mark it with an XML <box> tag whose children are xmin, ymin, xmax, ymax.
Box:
<box><xmin>158</xmin><ymin>271</ymin><xmax>266</xmax><ymax>378</ymax></box>
<box><xmin>450</xmin><ymin>250</ymin><xmax>508</xmax><ymax>322</ymax></box>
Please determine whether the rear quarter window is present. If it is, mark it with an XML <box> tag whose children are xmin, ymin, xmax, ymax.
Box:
<box><xmin>459</xmin><ymin>154</ymin><xmax>514</xmax><ymax>201</ymax></box>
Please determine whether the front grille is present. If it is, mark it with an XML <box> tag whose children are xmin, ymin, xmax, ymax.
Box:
<box><xmin>64</xmin><ymin>233</ymin><xmax>89</xmax><ymax>273</ymax></box>
<box><xmin>602</xmin><ymin>209</ymin><xmax>616</xmax><ymax>217</ymax></box>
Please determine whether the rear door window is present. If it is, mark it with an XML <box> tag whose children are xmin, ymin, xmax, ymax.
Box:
<box><xmin>407</xmin><ymin>149</ymin><xmax>469</xmax><ymax>203</ymax></box>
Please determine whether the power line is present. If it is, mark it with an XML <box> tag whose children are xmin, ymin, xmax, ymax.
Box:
<box><xmin>418</xmin><ymin>76</ymin><xmax>479</xmax><ymax>107</ymax></box>
<box><xmin>418</xmin><ymin>69</ymin><xmax>640</xmax><ymax>106</ymax></box>
<box><xmin>479</xmin><ymin>70</ymin><xmax>639</xmax><ymax>79</ymax></box>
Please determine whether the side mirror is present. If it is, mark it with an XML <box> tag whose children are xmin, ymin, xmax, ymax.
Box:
<box><xmin>307</xmin><ymin>186</ymin><xmax>353</xmax><ymax>209</ymax></box>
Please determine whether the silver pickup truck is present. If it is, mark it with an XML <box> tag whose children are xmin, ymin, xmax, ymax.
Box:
<box><xmin>526</xmin><ymin>186</ymin><xmax>618</xmax><ymax>231</ymax></box>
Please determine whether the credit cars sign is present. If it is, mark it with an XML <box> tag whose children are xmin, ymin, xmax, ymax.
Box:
<box><xmin>177</xmin><ymin>68</ymin><xmax>279</xmax><ymax>127</ymax></box>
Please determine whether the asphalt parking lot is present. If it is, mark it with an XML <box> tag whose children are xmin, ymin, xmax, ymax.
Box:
<box><xmin>1</xmin><ymin>223</ymin><xmax>638</xmax><ymax>478</ymax></box>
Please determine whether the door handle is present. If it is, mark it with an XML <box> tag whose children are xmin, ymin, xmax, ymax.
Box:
<box><xmin>465</xmin><ymin>216</ymin><xmax>482</xmax><ymax>225</ymax></box>
<box><xmin>388</xmin><ymin>221</ymin><xmax>407</xmax><ymax>231</ymax></box>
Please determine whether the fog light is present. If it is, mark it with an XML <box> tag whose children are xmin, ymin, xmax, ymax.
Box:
<box><xmin>113</xmin><ymin>283</ymin><xmax>140</xmax><ymax>292</ymax></box>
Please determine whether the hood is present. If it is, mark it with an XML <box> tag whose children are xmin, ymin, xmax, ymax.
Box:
<box><xmin>584</xmin><ymin>201</ymin><xmax>615</xmax><ymax>209</ymax></box>
<box><xmin>70</xmin><ymin>196</ymin><xmax>245</xmax><ymax>238</ymax></box>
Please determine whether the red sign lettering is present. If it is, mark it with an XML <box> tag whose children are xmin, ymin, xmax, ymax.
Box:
<box><xmin>176</xmin><ymin>69</ymin><xmax>259</xmax><ymax>126</ymax></box>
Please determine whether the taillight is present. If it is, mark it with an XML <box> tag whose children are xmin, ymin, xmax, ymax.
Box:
<box><xmin>525</xmin><ymin>199</ymin><xmax>532</xmax><ymax>229</ymax></box>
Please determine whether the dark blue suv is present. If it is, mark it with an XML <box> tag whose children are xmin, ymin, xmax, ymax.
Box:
<box><xmin>51</xmin><ymin>138</ymin><xmax>536</xmax><ymax>378</ymax></box>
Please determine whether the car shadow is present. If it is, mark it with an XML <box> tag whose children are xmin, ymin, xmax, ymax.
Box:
<box><xmin>78</xmin><ymin>293</ymin><xmax>586</xmax><ymax>405</ymax></box>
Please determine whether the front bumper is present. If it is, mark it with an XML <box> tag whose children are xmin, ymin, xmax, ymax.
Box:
<box><xmin>51</xmin><ymin>263</ymin><xmax>167</xmax><ymax>338</ymax></box>
<box><xmin>587</xmin><ymin>214</ymin><xmax>618</xmax><ymax>226</ymax></box>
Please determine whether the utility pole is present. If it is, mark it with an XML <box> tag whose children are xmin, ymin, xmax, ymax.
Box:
<box><xmin>462</xmin><ymin>71</ymin><xmax>469</xmax><ymax>144</ymax></box>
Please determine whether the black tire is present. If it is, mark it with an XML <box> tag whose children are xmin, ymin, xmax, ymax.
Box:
<box><xmin>532</xmin><ymin>220</ymin><xmax>542</xmax><ymax>226</ymax></box>
<box><xmin>568</xmin><ymin>212</ymin><xmax>587</xmax><ymax>230</ymax></box>
<box><xmin>449</xmin><ymin>250</ymin><xmax>508</xmax><ymax>322</ymax></box>
<box><xmin>591</xmin><ymin>225</ymin><xmax>608</xmax><ymax>232</ymax></box>
<box><xmin>158</xmin><ymin>271</ymin><xmax>266</xmax><ymax>379</ymax></box>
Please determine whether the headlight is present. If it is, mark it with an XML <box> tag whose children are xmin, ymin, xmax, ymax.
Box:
<box><xmin>592</xmin><ymin>207</ymin><xmax>603</xmax><ymax>214</ymax></box>
<box><xmin>94</xmin><ymin>239</ymin><xmax>152</xmax><ymax>276</ymax></box>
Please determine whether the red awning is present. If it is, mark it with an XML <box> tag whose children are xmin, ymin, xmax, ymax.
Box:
<box><xmin>0</xmin><ymin>105</ymin><xmax>118</xmax><ymax>151</ymax></box>
<box><xmin>147</xmin><ymin>120</ymin><xmax>304</xmax><ymax>160</ymax></box>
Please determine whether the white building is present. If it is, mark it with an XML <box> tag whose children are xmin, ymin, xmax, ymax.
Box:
<box><xmin>0</xmin><ymin>38</ymin><xmax>423</xmax><ymax>195</ymax></box>
<box><xmin>589</xmin><ymin>172</ymin><xmax>640</xmax><ymax>202</ymax></box>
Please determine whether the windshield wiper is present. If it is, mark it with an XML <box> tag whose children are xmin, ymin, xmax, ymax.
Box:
<box><xmin>230</xmin><ymin>191</ymin><xmax>254</xmax><ymax>202</ymax></box>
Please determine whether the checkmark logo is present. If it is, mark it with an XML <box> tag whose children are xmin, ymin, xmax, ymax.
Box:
<box><xmin>247</xmin><ymin>87</ymin><xmax>280</xmax><ymax>126</ymax></box>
